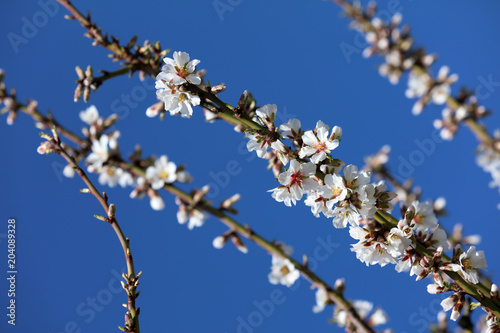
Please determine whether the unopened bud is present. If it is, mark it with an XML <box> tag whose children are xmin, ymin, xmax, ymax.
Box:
<box><xmin>94</xmin><ymin>214</ymin><xmax>108</xmax><ymax>222</ymax></box>
<box><xmin>108</xmin><ymin>204</ymin><xmax>116</xmax><ymax>218</ymax></box>
<box><xmin>434</xmin><ymin>197</ymin><xmax>446</xmax><ymax>211</ymax></box>
<box><xmin>491</xmin><ymin>284</ymin><xmax>499</xmax><ymax>299</ymax></box>
<box><xmin>104</xmin><ymin>114</ymin><xmax>119</xmax><ymax>128</ymax></box>
<box><xmin>193</xmin><ymin>185</ymin><xmax>210</xmax><ymax>203</ymax></box>
<box><xmin>85</xmin><ymin>65</ymin><xmax>93</xmax><ymax>79</ymax></box>
<box><xmin>27</xmin><ymin>100</ymin><xmax>38</xmax><ymax>114</ymax></box>
<box><xmin>212</xmin><ymin>236</ymin><xmax>226</xmax><ymax>249</ymax></box>
<box><xmin>334</xmin><ymin>278</ymin><xmax>345</xmax><ymax>295</ymax></box>
<box><xmin>75</xmin><ymin>66</ymin><xmax>85</xmax><ymax>79</ymax></box>
<box><xmin>211</xmin><ymin>84</ymin><xmax>226</xmax><ymax>94</ymax></box>
<box><xmin>232</xmin><ymin>235</ymin><xmax>248</xmax><ymax>254</ymax></box>
<box><xmin>6</xmin><ymin>110</ymin><xmax>17</xmax><ymax>125</ymax></box>
<box><xmin>37</xmin><ymin>141</ymin><xmax>52</xmax><ymax>155</ymax></box>
<box><xmin>405</xmin><ymin>205</ymin><xmax>415</xmax><ymax>222</ymax></box>
<box><xmin>149</xmin><ymin>192</ymin><xmax>165</xmax><ymax>211</ymax></box>
<box><xmin>221</xmin><ymin>193</ymin><xmax>241</xmax><ymax>210</ymax></box>
<box><xmin>83</xmin><ymin>86</ymin><xmax>91</xmax><ymax>103</ymax></box>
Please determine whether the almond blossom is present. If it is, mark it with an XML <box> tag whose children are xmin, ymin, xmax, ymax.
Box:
<box><xmin>146</xmin><ymin>155</ymin><xmax>177</xmax><ymax>190</ymax></box>
<box><xmin>268</xmin><ymin>160</ymin><xmax>318</xmax><ymax>207</ymax></box>
<box><xmin>268</xmin><ymin>245</ymin><xmax>300</xmax><ymax>287</ymax></box>
<box><xmin>157</xmin><ymin>51</ymin><xmax>201</xmax><ymax>86</ymax></box>
<box><xmin>86</xmin><ymin>135</ymin><xmax>110</xmax><ymax>171</ymax></box>
<box><xmin>299</xmin><ymin>121</ymin><xmax>340</xmax><ymax>164</ymax></box>
<box><xmin>449</xmin><ymin>245</ymin><xmax>487</xmax><ymax>284</ymax></box>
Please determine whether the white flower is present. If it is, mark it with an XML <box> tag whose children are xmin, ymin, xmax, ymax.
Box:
<box><xmin>427</xmin><ymin>228</ymin><xmax>449</xmax><ymax>252</ymax></box>
<box><xmin>312</xmin><ymin>288</ymin><xmax>328</xmax><ymax>313</ymax></box>
<box><xmin>430</xmin><ymin>66</ymin><xmax>457</xmax><ymax>105</ymax></box>
<box><xmin>268</xmin><ymin>254</ymin><xmax>300</xmax><ymax>287</ymax></box>
<box><xmin>317</xmin><ymin>173</ymin><xmax>347</xmax><ymax>209</ymax></box>
<box><xmin>368</xmin><ymin>308</ymin><xmax>389</xmax><ymax>326</ymax></box>
<box><xmin>335</xmin><ymin>300</ymin><xmax>373</xmax><ymax>326</ymax></box>
<box><xmin>411</xmin><ymin>201</ymin><xmax>438</xmax><ymax>230</ymax></box>
<box><xmin>280</xmin><ymin>118</ymin><xmax>301</xmax><ymax>140</ymax></box>
<box><xmin>352</xmin><ymin>184</ymin><xmax>377</xmax><ymax>218</ymax></box>
<box><xmin>79</xmin><ymin>105</ymin><xmax>99</xmax><ymax>125</ymax></box>
<box><xmin>177</xmin><ymin>209</ymin><xmax>209</xmax><ymax>230</ymax></box>
<box><xmin>343</xmin><ymin>164</ymin><xmax>371</xmax><ymax>191</ymax></box>
<box><xmin>430</xmin><ymin>84</ymin><xmax>450</xmax><ymax>105</ymax></box>
<box><xmin>440</xmin><ymin>293</ymin><xmax>462</xmax><ymax>321</ymax></box>
<box><xmin>349</xmin><ymin>226</ymin><xmax>398</xmax><ymax>267</ymax></box>
<box><xmin>98</xmin><ymin>166</ymin><xmax>133</xmax><ymax>188</ymax></box>
<box><xmin>157</xmin><ymin>51</ymin><xmax>201</xmax><ymax>86</ymax></box>
<box><xmin>98</xmin><ymin>166</ymin><xmax>122</xmax><ymax>187</ymax></box>
<box><xmin>304</xmin><ymin>191</ymin><xmax>328</xmax><ymax>218</ymax></box>
<box><xmin>86</xmin><ymin>136</ymin><xmax>110</xmax><ymax>171</ymax></box>
<box><xmin>450</xmin><ymin>245</ymin><xmax>487</xmax><ymax>284</ymax></box>
<box><xmin>256</xmin><ymin>104</ymin><xmax>277</xmax><ymax>124</ymax></box>
<box><xmin>146</xmin><ymin>156</ymin><xmax>177</xmax><ymax>190</ymax></box>
<box><xmin>386</xmin><ymin>227</ymin><xmax>412</xmax><ymax>257</ymax></box>
<box><xmin>405</xmin><ymin>71</ymin><xmax>431</xmax><ymax>99</ymax></box>
<box><xmin>299</xmin><ymin>121</ymin><xmax>340</xmax><ymax>164</ymax></box>
<box><xmin>246</xmin><ymin>133</ymin><xmax>271</xmax><ymax>158</ymax></box>
<box><xmin>268</xmin><ymin>160</ymin><xmax>318</xmax><ymax>207</ymax></box>
<box><xmin>156</xmin><ymin>81</ymin><xmax>201</xmax><ymax>118</ymax></box>
<box><xmin>271</xmin><ymin>140</ymin><xmax>289</xmax><ymax>165</ymax></box>
<box><xmin>330</xmin><ymin>205</ymin><xmax>360</xmax><ymax>228</ymax></box>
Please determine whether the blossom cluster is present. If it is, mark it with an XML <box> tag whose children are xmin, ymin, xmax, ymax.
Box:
<box><xmin>149</xmin><ymin>52</ymin><xmax>494</xmax><ymax>322</ymax></box>
<box><xmin>343</xmin><ymin>6</ymin><xmax>500</xmax><ymax>209</ymax></box>
<box><xmin>148</xmin><ymin>51</ymin><xmax>202</xmax><ymax>118</ymax></box>
<box><xmin>241</xmin><ymin>103</ymin><xmax>490</xmax><ymax>320</ymax></box>
<box><xmin>41</xmin><ymin>105</ymin><xmax>206</xmax><ymax>230</ymax></box>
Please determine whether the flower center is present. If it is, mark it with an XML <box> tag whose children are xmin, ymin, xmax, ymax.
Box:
<box><xmin>331</xmin><ymin>186</ymin><xmax>343</xmax><ymax>197</ymax></box>
<box><xmin>462</xmin><ymin>258</ymin><xmax>474</xmax><ymax>270</ymax></box>
<box><xmin>280</xmin><ymin>265</ymin><xmax>290</xmax><ymax>276</ymax></box>
<box><xmin>290</xmin><ymin>171</ymin><xmax>304</xmax><ymax>185</ymax></box>
<box><xmin>159</xmin><ymin>170</ymin><xmax>169</xmax><ymax>179</ymax></box>
<box><xmin>175</xmin><ymin>65</ymin><xmax>188</xmax><ymax>78</ymax></box>
<box><xmin>346</xmin><ymin>178</ymin><xmax>356</xmax><ymax>188</ymax></box>
<box><xmin>313</xmin><ymin>141</ymin><xmax>327</xmax><ymax>152</ymax></box>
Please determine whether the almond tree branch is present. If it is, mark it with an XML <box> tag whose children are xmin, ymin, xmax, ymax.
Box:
<box><xmin>40</xmin><ymin>129</ymin><xmax>141</xmax><ymax>333</ymax></box>
<box><xmin>3</xmin><ymin>82</ymin><xmax>378</xmax><ymax>332</ymax></box>
<box><xmin>329</xmin><ymin>0</ymin><xmax>499</xmax><ymax>153</ymax></box>
<box><xmin>373</xmin><ymin>211</ymin><xmax>500</xmax><ymax>317</ymax></box>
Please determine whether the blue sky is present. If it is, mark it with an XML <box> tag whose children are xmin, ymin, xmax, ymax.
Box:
<box><xmin>1</xmin><ymin>0</ymin><xmax>500</xmax><ymax>332</ymax></box>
